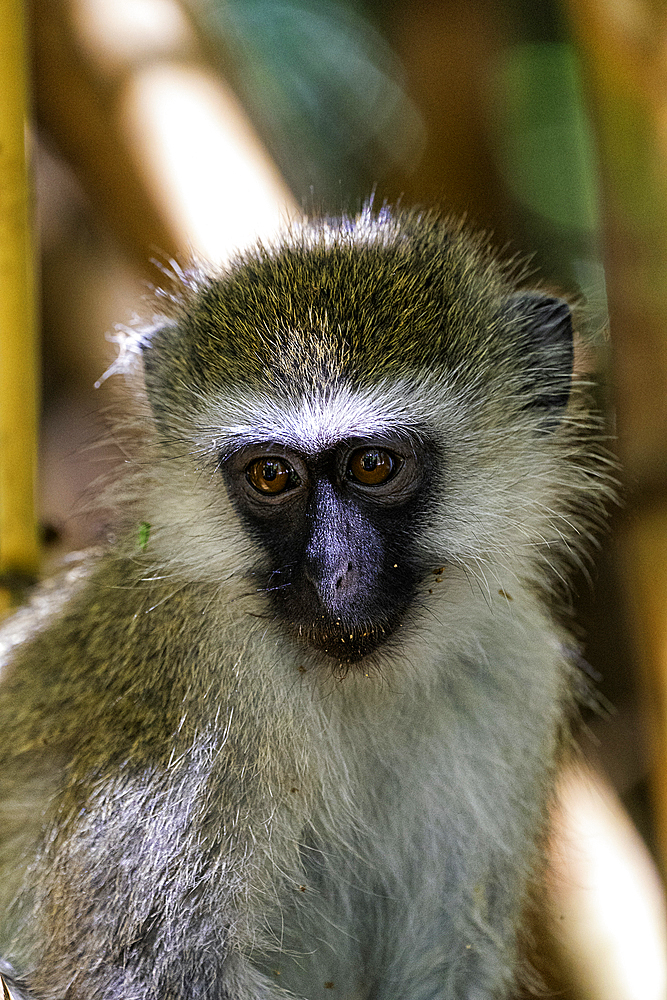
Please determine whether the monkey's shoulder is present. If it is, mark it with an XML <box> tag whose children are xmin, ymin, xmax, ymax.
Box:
<box><xmin>0</xmin><ymin>550</ymin><xmax>221</xmax><ymax>772</ymax></box>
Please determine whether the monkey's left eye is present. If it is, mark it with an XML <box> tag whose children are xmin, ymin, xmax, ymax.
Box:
<box><xmin>246</xmin><ymin>458</ymin><xmax>299</xmax><ymax>495</ymax></box>
<box><xmin>347</xmin><ymin>448</ymin><xmax>396</xmax><ymax>486</ymax></box>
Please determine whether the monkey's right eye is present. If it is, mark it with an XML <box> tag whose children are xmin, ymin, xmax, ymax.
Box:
<box><xmin>246</xmin><ymin>458</ymin><xmax>299</xmax><ymax>495</ymax></box>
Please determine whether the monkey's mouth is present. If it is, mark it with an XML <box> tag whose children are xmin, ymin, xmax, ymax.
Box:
<box><xmin>288</xmin><ymin>616</ymin><xmax>397</xmax><ymax>664</ymax></box>
<box><xmin>266</xmin><ymin>566</ymin><xmax>413</xmax><ymax>665</ymax></box>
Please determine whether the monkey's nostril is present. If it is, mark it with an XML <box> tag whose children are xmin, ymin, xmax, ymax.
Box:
<box><xmin>335</xmin><ymin>562</ymin><xmax>354</xmax><ymax>591</ymax></box>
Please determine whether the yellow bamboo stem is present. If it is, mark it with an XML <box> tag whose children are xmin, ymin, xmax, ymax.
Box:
<box><xmin>0</xmin><ymin>0</ymin><xmax>39</xmax><ymax>605</ymax></box>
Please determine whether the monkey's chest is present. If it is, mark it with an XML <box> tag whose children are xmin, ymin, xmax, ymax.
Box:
<box><xmin>253</xmin><ymin>858</ymin><xmax>389</xmax><ymax>999</ymax></box>
<box><xmin>252</xmin><ymin>817</ymin><xmax>463</xmax><ymax>1000</ymax></box>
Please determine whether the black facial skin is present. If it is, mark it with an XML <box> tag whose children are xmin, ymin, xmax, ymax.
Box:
<box><xmin>222</xmin><ymin>438</ymin><xmax>435</xmax><ymax>664</ymax></box>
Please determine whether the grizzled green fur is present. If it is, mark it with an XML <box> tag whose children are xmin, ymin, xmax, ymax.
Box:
<box><xmin>142</xmin><ymin>212</ymin><xmax>524</xmax><ymax>415</ymax></box>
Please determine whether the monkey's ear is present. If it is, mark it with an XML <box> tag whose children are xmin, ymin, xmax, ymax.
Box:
<box><xmin>504</xmin><ymin>291</ymin><xmax>574</xmax><ymax>423</ymax></box>
<box><xmin>138</xmin><ymin>320</ymin><xmax>182</xmax><ymax>434</ymax></box>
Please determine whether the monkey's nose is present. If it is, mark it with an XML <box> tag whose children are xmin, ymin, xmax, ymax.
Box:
<box><xmin>334</xmin><ymin>561</ymin><xmax>356</xmax><ymax>593</ymax></box>
<box><xmin>305</xmin><ymin>557</ymin><xmax>359</xmax><ymax>609</ymax></box>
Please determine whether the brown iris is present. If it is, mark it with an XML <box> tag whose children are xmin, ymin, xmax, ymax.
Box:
<box><xmin>347</xmin><ymin>448</ymin><xmax>395</xmax><ymax>486</ymax></box>
<box><xmin>246</xmin><ymin>457</ymin><xmax>294</xmax><ymax>494</ymax></box>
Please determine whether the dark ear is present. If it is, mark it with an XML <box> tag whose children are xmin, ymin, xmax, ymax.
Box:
<box><xmin>139</xmin><ymin>320</ymin><xmax>183</xmax><ymax>436</ymax></box>
<box><xmin>503</xmin><ymin>291</ymin><xmax>574</xmax><ymax>424</ymax></box>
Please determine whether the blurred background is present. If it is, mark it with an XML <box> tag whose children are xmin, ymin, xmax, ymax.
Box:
<box><xmin>5</xmin><ymin>0</ymin><xmax>667</xmax><ymax>995</ymax></box>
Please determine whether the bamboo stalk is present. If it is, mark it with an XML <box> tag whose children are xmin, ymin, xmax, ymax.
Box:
<box><xmin>0</xmin><ymin>0</ymin><xmax>39</xmax><ymax>606</ymax></box>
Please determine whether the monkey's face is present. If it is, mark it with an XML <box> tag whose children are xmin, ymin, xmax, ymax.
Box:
<box><xmin>139</xmin><ymin>210</ymin><xmax>592</xmax><ymax>670</ymax></box>
<box><xmin>221</xmin><ymin>436</ymin><xmax>435</xmax><ymax>662</ymax></box>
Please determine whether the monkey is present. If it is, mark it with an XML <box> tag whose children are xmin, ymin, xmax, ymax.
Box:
<box><xmin>0</xmin><ymin>205</ymin><xmax>612</xmax><ymax>1000</ymax></box>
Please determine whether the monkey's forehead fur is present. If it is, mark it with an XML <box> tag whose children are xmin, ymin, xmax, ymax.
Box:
<box><xmin>140</xmin><ymin>208</ymin><xmax>546</xmax><ymax>444</ymax></box>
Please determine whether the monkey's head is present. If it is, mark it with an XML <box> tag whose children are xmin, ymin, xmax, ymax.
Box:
<box><xmin>135</xmin><ymin>208</ymin><xmax>603</xmax><ymax>667</ymax></box>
